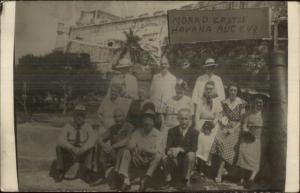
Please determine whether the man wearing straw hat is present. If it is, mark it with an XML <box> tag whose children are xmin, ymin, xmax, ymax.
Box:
<box><xmin>192</xmin><ymin>58</ymin><xmax>225</xmax><ymax>114</ymax></box>
<box><xmin>107</xmin><ymin>51</ymin><xmax>139</xmax><ymax>100</ymax></box>
<box><xmin>52</xmin><ymin>104</ymin><xmax>97</xmax><ymax>183</ymax></box>
<box><xmin>112</xmin><ymin>108</ymin><xmax>163</xmax><ymax>191</ymax></box>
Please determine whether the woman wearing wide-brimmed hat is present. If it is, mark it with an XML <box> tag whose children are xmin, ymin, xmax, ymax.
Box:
<box><xmin>236</xmin><ymin>96</ymin><xmax>265</xmax><ymax>188</ymax></box>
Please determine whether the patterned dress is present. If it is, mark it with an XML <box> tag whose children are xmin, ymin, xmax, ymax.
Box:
<box><xmin>237</xmin><ymin>111</ymin><xmax>264</xmax><ymax>171</ymax></box>
<box><xmin>211</xmin><ymin>97</ymin><xmax>246</xmax><ymax>165</ymax></box>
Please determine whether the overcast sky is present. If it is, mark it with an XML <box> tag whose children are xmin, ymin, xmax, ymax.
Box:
<box><xmin>15</xmin><ymin>1</ymin><xmax>196</xmax><ymax>63</ymax></box>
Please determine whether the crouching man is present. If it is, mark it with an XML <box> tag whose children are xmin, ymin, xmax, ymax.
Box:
<box><xmin>113</xmin><ymin>109</ymin><xmax>163</xmax><ymax>191</ymax></box>
<box><xmin>90</xmin><ymin>108</ymin><xmax>134</xmax><ymax>187</ymax></box>
<box><xmin>163</xmin><ymin>108</ymin><xmax>199</xmax><ymax>190</ymax></box>
<box><xmin>52</xmin><ymin>105</ymin><xmax>97</xmax><ymax>183</ymax></box>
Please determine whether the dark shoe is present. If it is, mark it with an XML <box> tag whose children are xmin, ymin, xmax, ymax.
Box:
<box><xmin>64</xmin><ymin>162</ymin><xmax>80</xmax><ymax>180</ymax></box>
<box><xmin>54</xmin><ymin>172</ymin><xmax>64</xmax><ymax>183</ymax></box>
<box><xmin>89</xmin><ymin>178</ymin><xmax>105</xmax><ymax>187</ymax></box>
<box><xmin>161</xmin><ymin>181</ymin><xmax>171</xmax><ymax>189</ymax></box>
<box><xmin>139</xmin><ymin>175</ymin><xmax>151</xmax><ymax>192</ymax></box>
<box><xmin>179</xmin><ymin>179</ymin><xmax>192</xmax><ymax>191</ymax></box>
<box><xmin>244</xmin><ymin>179</ymin><xmax>254</xmax><ymax>189</ymax></box>
<box><xmin>121</xmin><ymin>183</ymin><xmax>131</xmax><ymax>191</ymax></box>
<box><xmin>107</xmin><ymin>170</ymin><xmax>117</xmax><ymax>190</ymax></box>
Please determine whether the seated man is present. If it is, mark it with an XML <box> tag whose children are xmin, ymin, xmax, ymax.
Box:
<box><xmin>163</xmin><ymin>108</ymin><xmax>199</xmax><ymax>190</ymax></box>
<box><xmin>90</xmin><ymin>108</ymin><xmax>134</xmax><ymax>186</ymax></box>
<box><xmin>53</xmin><ymin>105</ymin><xmax>97</xmax><ymax>183</ymax></box>
<box><xmin>113</xmin><ymin>109</ymin><xmax>163</xmax><ymax>191</ymax></box>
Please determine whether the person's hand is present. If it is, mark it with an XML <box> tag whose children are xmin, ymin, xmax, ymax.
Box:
<box><xmin>132</xmin><ymin>145</ymin><xmax>140</xmax><ymax>156</ymax></box>
<box><xmin>170</xmin><ymin>147</ymin><xmax>183</xmax><ymax>157</ymax></box>
<box><xmin>177</xmin><ymin>147</ymin><xmax>185</xmax><ymax>153</ymax></box>
<box><xmin>167</xmin><ymin>149</ymin><xmax>174</xmax><ymax>158</ymax></box>
<box><xmin>242</xmin><ymin>126</ymin><xmax>249</xmax><ymax>132</ymax></box>
<box><xmin>102</xmin><ymin>143</ymin><xmax>112</xmax><ymax>153</ymax></box>
<box><xmin>77</xmin><ymin>147</ymin><xmax>87</xmax><ymax>155</ymax></box>
<box><xmin>71</xmin><ymin>146</ymin><xmax>80</xmax><ymax>155</ymax></box>
<box><xmin>132</xmin><ymin>151</ymin><xmax>146</xmax><ymax>167</ymax></box>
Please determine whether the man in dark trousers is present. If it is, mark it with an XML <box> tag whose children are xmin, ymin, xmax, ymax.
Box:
<box><xmin>90</xmin><ymin>108</ymin><xmax>134</xmax><ymax>187</ymax></box>
<box><xmin>52</xmin><ymin>105</ymin><xmax>97</xmax><ymax>183</ymax></box>
<box><xmin>163</xmin><ymin>108</ymin><xmax>199</xmax><ymax>190</ymax></box>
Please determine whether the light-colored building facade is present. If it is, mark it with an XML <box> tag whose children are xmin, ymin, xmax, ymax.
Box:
<box><xmin>54</xmin><ymin>1</ymin><xmax>287</xmax><ymax>72</ymax></box>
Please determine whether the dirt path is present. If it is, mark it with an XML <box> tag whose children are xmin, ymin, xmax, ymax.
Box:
<box><xmin>16</xmin><ymin>121</ymin><xmax>247</xmax><ymax>191</ymax></box>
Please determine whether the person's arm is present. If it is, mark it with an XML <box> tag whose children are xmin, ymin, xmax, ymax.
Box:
<box><xmin>80</xmin><ymin>126</ymin><xmax>97</xmax><ymax>152</ymax></box>
<box><xmin>97</xmin><ymin>102</ymin><xmax>106</xmax><ymax>127</ymax></box>
<box><xmin>132</xmin><ymin>77</ymin><xmax>138</xmax><ymax>100</ymax></box>
<box><xmin>99</xmin><ymin>128</ymin><xmax>111</xmax><ymax>146</ymax></box>
<box><xmin>217</xmin><ymin>77</ymin><xmax>226</xmax><ymax>101</ymax></box>
<box><xmin>128</xmin><ymin>131</ymin><xmax>138</xmax><ymax>150</ymax></box>
<box><xmin>213</xmin><ymin>100</ymin><xmax>223</xmax><ymax>126</ymax></box>
<box><xmin>192</xmin><ymin>80</ymin><xmax>200</xmax><ymax>105</ymax></box>
<box><xmin>194</xmin><ymin>103</ymin><xmax>200</xmax><ymax>129</ymax></box>
<box><xmin>182</xmin><ymin>130</ymin><xmax>199</xmax><ymax>153</ymax></box>
<box><xmin>58</xmin><ymin>125</ymin><xmax>74</xmax><ymax>150</ymax></box>
<box><xmin>111</xmin><ymin>125</ymin><xmax>134</xmax><ymax>149</ymax></box>
<box><xmin>149</xmin><ymin>75</ymin><xmax>156</xmax><ymax>101</ymax></box>
<box><xmin>162</xmin><ymin>99</ymin><xmax>170</xmax><ymax>120</ymax></box>
<box><xmin>144</xmin><ymin>135</ymin><xmax>163</xmax><ymax>155</ymax></box>
<box><xmin>242</xmin><ymin>115</ymin><xmax>249</xmax><ymax>132</ymax></box>
<box><xmin>171</xmin><ymin>76</ymin><xmax>177</xmax><ymax>97</ymax></box>
<box><xmin>165</xmin><ymin>129</ymin><xmax>173</xmax><ymax>155</ymax></box>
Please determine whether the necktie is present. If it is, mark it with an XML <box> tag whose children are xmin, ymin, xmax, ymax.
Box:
<box><xmin>74</xmin><ymin>127</ymin><xmax>81</xmax><ymax>147</ymax></box>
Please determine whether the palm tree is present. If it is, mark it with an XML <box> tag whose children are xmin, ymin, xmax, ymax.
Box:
<box><xmin>118</xmin><ymin>29</ymin><xmax>142</xmax><ymax>65</ymax></box>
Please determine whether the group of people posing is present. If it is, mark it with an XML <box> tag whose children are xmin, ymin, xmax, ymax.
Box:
<box><xmin>51</xmin><ymin>55</ymin><xmax>266</xmax><ymax>191</ymax></box>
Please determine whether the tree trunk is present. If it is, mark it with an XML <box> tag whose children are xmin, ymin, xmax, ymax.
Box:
<box><xmin>22</xmin><ymin>81</ymin><xmax>28</xmax><ymax>116</ymax></box>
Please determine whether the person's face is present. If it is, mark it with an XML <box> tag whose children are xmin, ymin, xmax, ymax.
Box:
<box><xmin>204</xmin><ymin>84</ymin><xmax>214</xmax><ymax>97</ymax></box>
<box><xmin>204</xmin><ymin>66</ymin><xmax>215</xmax><ymax>75</ymax></box>
<box><xmin>255</xmin><ymin>98</ymin><xmax>263</xmax><ymax>111</ymax></box>
<box><xmin>114</xmin><ymin>111</ymin><xmax>125</xmax><ymax>125</ymax></box>
<box><xmin>175</xmin><ymin>86</ymin><xmax>184</xmax><ymax>98</ymax></box>
<box><xmin>73</xmin><ymin>112</ymin><xmax>85</xmax><ymax>127</ymax></box>
<box><xmin>229</xmin><ymin>86</ymin><xmax>238</xmax><ymax>100</ymax></box>
<box><xmin>143</xmin><ymin>117</ymin><xmax>154</xmax><ymax>133</ymax></box>
<box><xmin>178</xmin><ymin>111</ymin><xmax>191</xmax><ymax>129</ymax></box>
<box><xmin>110</xmin><ymin>88</ymin><xmax>119</xmax><ymax>100</ymax></box>
<box><xmin>160</xmin><ymin>57</ymin><xmax>170</xmax><ymax>72</ymax></box>
<box><xmin>118</xmin><ymin>67</ymin><xmax>130</xmax><ymax>74</ymax></box>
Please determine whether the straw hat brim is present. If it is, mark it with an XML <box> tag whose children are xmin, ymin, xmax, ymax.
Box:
<box><xmin>115</xmin><ymin>64</ymin><xmax>132</xmax><ymax>69</ymax></box>
<box><xmin>202</xmin><ymin>63</ymin><xmax>218</xmax><ymax>68</ymax></box>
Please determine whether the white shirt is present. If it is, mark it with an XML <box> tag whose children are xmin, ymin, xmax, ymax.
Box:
<box><xmin>162</xmin><ymin>95</ymin><xmax>194</xmax><ymax>129</ymax></box>
<box><xmin>150</xmin><ymin>71</ymin><xmax>177</xmax><ymax>113</ymax></box>
<box><xmin>97</xmin><ymin>96</ymin><xmax>132</xmax><ymax>129</ymax></box>
<box><xmin>180</xmin><ymin>126</ymin><xmax>189</xmax><ymax>137</ymax></box>
<box><xmin>58</xmin><ymin>122</ymin><xmax>96</xmax><ymax>150</ymax></box>
<box><xmin>129</xmin><ymin>128</ymin><xmax>163</xmax><ymax>154</ymax></box>
<box><xmin>107</xmin><ymin>73</ymin><xmax>138</xmax><ymax>100</ymax></box>
<box><xmin>192</xmin><ymin>74</ymin><xmax>225</xmax><ymax>105</ymax></box>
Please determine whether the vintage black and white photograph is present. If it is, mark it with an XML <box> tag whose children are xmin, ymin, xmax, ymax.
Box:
<box><xmin>13</xmin><ymin>1</ymin><xmax>289</xmax><ymax>192</ymax></box>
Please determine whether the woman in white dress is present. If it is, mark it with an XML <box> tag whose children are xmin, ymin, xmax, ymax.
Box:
<box><xmin>195</xmin><ymin>81</ymin><xmax>222</xmax><ymax>168</ymax></box>
<box><xmin>237</xmin><ymin>97</ymin><xmax>265</xmax><ymax>188</ymax></box>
